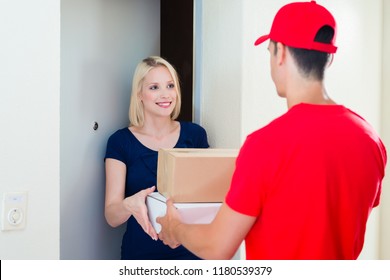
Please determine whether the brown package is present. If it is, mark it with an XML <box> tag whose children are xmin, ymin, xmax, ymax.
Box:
<box><xmin>157</xmin><ymin>148</ymin><xmax>239</xmax><ymax>202</ymax></box>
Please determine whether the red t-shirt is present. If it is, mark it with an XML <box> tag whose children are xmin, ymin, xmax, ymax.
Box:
<box><xmin>225</xmin><ymin>103</ymin><xmax>387</xmax><ymax>259</ymax></box>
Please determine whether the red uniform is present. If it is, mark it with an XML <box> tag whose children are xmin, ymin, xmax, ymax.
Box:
<box><xmin>226</xmin><ymin>103</ymin><xmax>387</xmax><ymax>259</ymax></box>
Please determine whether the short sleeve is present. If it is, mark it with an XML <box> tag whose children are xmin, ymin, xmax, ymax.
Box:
<box><xmin>104</xmin><ymin>130</ymin><xmax>127</xmax><ymax>164</ymax></box>
<box><xmin>373</xmin><ymin>138</ymin><xmax>387</xmax><ymax>207</ymax></box>
<box><xmin>195</xmin><ymin>124</ymin><xmax>209</xmax><ymax>148</ymax></box>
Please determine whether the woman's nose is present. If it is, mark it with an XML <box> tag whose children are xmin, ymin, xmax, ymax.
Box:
<box><xmin>160</xmin><ymin>89</ymin><xmax>170</xmax><ymax>98</ymax></box>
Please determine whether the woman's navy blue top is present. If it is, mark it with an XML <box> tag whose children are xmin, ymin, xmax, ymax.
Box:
<box><xmin>104</xmin><ymin>121</ymin><xmax>209</xmax><ymax>259</ymax></box>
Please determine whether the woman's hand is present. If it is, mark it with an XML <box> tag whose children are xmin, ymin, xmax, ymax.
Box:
<box><xmin>124</xmin><ymin>186</ymin><xmax>158</xmax><ymax>241</ymax></box>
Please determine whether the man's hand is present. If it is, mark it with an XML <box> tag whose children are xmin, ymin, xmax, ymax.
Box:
<box><xmin>156</xmin><ymin>198</ymin><xmax>182</xmax><ymax>249</ymax></box>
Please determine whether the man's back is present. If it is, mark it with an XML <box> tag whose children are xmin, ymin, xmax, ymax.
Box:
<box><xmin>226</xmin><ymin>103</ymin><xmax>387</xmax><ymax>259</ymax></box>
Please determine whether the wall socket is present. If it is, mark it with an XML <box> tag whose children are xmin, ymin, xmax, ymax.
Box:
<box><xmin>1</xmin><ymin>192</ymin><xmax>28</xmax><ymax>231</ymax></box>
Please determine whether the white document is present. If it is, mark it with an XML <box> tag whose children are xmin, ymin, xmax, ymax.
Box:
<box><xmin>146</xmin><ymin>192</ymin><xmax>221</xmax><ymax>233</ymax></box>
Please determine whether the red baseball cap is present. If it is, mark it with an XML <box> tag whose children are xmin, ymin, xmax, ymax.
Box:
<box><xmin>254</xmin><ymin>1</ymin><xmax>337</xmax><ymax>53</ymax></box>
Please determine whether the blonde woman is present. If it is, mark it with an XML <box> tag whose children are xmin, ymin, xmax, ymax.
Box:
<box><xmin>104</xmin><ymin>56</ymin><xmax>209</xmax><ymax>259</ymax></box>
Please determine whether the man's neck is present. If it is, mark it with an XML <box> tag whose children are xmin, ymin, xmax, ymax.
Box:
<box><xmin>285</xmin><ymin>78</ymin><xmax>335</xmax><ymax>109</ymax></box>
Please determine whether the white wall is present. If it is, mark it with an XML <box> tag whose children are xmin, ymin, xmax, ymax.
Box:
<box><xmin>0</xmin><ymin>0</ymin><xmax>60</xmax><ymax>259</ymax></box>
<box><xmin>380</xmin><ymin>0</ymin><xmax>390</xmax><ymax>259</ymax></box>
<box><xmin>197</xmin><ymin>0</ymin><xmax>386</xmax><ymax>259</ymax></box>
<box><xmin>195</xmin><ymin>1</ymin><xmax>243</xmax><ymax>149</ymax></box>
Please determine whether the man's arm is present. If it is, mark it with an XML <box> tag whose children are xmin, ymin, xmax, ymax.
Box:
<box><xmin>157</xmin><ymin>199</ymin><xmax>256</xmax><ymax>259</ymax></box>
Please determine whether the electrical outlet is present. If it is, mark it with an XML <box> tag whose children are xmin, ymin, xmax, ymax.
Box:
<box><xmin>2</xmin><ymin>192</ymin><xmax>28</xmax><ymax>231</ymax></box>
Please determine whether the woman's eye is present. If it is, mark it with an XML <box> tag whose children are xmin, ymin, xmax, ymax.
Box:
<box><xmin>167</xmin><ymin>83</ymin><xmax>175</xmax><ymax>89</ymax></box>
<box><xmin>149</xmin><ymin>85</ymin><xmax>158</xmax><ymax>90</ymax></box>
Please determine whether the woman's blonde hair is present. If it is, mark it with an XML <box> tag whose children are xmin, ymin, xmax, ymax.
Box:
<box><xmin>129</xmin><ymin>56</ymin><xmax>182</xmax><ymax>126</ymax></box>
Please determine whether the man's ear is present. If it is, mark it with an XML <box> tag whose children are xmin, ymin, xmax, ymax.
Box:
<box><xmin>327</xmin><ymin>53</ymin><xmax>334</xmax><ymax>68</ymax></box>
<box><xmin>276</xmin><ymin>42</ymin><xmax>286</xmax><ymax>65</ymax></box>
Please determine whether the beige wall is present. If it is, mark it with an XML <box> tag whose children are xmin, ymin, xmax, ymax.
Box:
<box><xmin>197</xmin><ymin>0</ymin><xmax>387</xmax><ymax>259</ymax></box>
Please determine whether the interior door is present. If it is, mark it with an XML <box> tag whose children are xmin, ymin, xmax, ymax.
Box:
<box><xmin>60</xmin><ymin>0</ymin><xmax>160</xmax><ymax>259</ymax></box>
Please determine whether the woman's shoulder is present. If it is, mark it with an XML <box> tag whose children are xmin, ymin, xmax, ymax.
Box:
<box><xmin>180</xmin><ymin>121</ymin><xmax>207</xmax><ymax>134</ymax></box>
<box><xmin>105</xmin><ymin>127</ymin><xmax>132</xmax><ymax>162</ymax></box>
<box><xmin>107</xmin><ymin>127</ymin><xmax>130</xmax><ymax>143</ymax></box>
<box><xmin>178</xmin><ymin>121</ymin><xmax>209</xmax><ymax>148</ymax></box>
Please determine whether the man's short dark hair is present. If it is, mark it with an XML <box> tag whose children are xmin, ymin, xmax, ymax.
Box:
<box><xmin>288</xmin><ymin>25</ymin><xmax>334</xmax><ymax>80</ymax></box>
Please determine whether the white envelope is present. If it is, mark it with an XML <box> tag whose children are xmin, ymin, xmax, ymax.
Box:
<box><xmin>146</xmin><ymin>192</ymin><xmax>221</xmax><ymax>233</ymax></box>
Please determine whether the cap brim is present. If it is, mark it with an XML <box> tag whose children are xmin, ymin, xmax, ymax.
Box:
<box><xmin>254</xmin><ymin>34</ymin><xmax>270</xmax><ymax>46</ymax></box>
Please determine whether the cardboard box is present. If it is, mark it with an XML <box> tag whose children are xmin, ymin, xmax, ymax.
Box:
<box><xmin>146</xmin><ymin>192</ymin><xmax>221</xmax><ymax>233</ymax></box>
<box><xmin>157</xmin><ymin>148</ymin><xmax>238</xmax><ymax>202</ymax></box>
